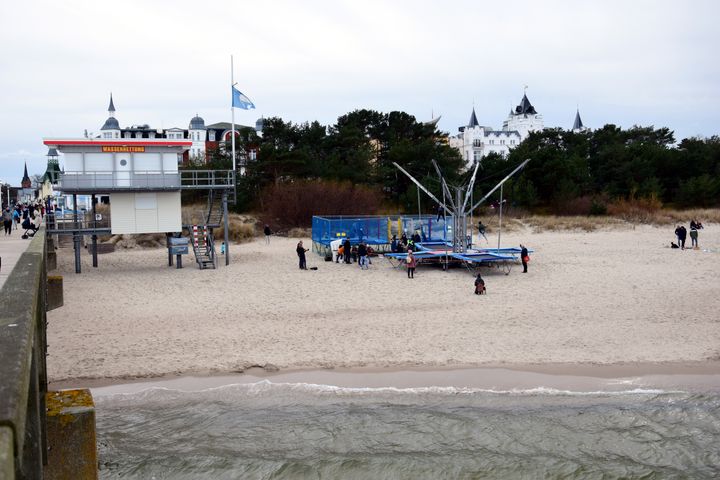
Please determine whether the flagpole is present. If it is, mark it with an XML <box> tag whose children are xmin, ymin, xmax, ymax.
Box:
<box><xmin>231</xmin><ymin>55</ymin><xmax>236</xmax><ymax>174</ymax></box>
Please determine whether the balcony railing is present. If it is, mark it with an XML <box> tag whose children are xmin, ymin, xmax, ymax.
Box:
<box><xmin>56</xmin><ymin>170</ymin><xmax>235</xmax><ymax>192</ymax></box>
<box><xmin>45</xmin><ymin>211</ymin><xmax>111</xmax><ymax>233</ymax></box>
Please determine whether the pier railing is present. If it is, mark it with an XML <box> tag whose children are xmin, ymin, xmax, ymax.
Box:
<box><xmin>0</xmin><ymin>228</ymin><xmax>48</xmax><ymax>478</ymax></box>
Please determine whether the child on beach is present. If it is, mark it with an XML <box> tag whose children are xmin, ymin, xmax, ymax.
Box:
<box><xmin>406</xmin><ymin>251</ymin><xmax>417</xmax><ymax>279</ymax></box>
<box><xmin>474</xmin><ymin>274</ymin><xmax>486</xmax><ymax>295</ymax></box>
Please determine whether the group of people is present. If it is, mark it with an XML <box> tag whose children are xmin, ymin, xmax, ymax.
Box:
<box><xmin>335</xmin><ymin>238</ymin><xmax>374</xmax><ymax>269</ymax></box>
<box><xmin>2</xmin><ymin>201</ymin><xmax>43</xmax><ymax>237</ymax></box>
<box><xmin>673</xmin><ymin>220</ymin><xmax>703</xmax><ymax>250</ymax></box>
<box><xmin>390</xmin><ymin>231</ymin><xmax>424</xmax><ymax>254</ymax></box>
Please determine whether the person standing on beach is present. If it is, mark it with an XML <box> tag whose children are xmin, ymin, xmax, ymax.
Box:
<box><xmin>678</xmin><ymin>225</ymin><xmax>687</xmax><ymax>250</ymax></box>
<box><xmin>689</xmin><ymin>220</ymin><xmax>699</xmax><ymax>248</ymax></box>
<box><xmin>343</xmin><ymin>238</ymin><xmax>352</xmax><ymax>264</ymax></box>
<box><xmin>406</xmin><ymin>250</ymin><xmax>417</xmax><ymax>279</ymax></box>
<box><xmin>674</xmin><ymin>225</ymin><xmax>683</xmax><ymax>249</ymax></box>
<box><xmin>296</xmin><ymin>241</ymin><xmax>308</xmax><ymax>270</ymax></box>
<box><xmin>358</xmin><ymin>241</ymin><xmax>369</xmax><ymax>270</ymax></box>
<box><xmin>263</xmin><ymin>224</ymin><xmax>272</xmax><ymax>245</ymax></box>
<box><xmin>520</xmin><ymin>244</ymin><xmax>529</xmax><ymax>273</ymax></box>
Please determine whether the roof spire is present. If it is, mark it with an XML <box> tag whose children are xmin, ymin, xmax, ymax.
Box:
<box><xmin>21</xmin><ymin>162</ymin><xmax>31</xmax><ymax>188</ymax></box>
<box><xmin>108</xmin><ymin>93</ymin><xmax>116</xmax><ymax>115</ymax></box>
<box><xmin>468</xmin><ymin>107</ymin><xmax>479</xmax><ymax>128</ymax></box>
<box><xmin>572</xmin><ymin>109</ymin><xmax>584</xmax><ymax>130</ymax></box>
<box><xmin>514</xmin><ymin>90</ymin><xmax>537</xmax><ymax>115</ymax></box>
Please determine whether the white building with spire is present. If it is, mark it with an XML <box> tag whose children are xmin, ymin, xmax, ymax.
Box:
<box><xmin>94</xmin><ymin>94</ymin><xmax>262</xmax><ymax>166</ymax></box>
<box><xmin>449</xmin><ymin>92</ymin><xmax>545</xmax><ymax>166</ymax></box>
<box><xmin>100</xmin><ymin>94</ymin><xmax>121</xmax><ymax>139</ymax></box>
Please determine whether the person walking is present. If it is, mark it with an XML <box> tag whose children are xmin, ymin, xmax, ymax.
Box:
<box><xmin>520</xmin><ymin>244</ymin><xmax>529</xmax><ymax>273</ymax></box>
<box><xmin>12</xmin><ymin>207</ymin><xmax>20</xmax><ymax>230</ymax></box>
<box><xmin>3</xmin><ymin>207</ymin><xmax>12</xmax><ymax>235</ymax></box>
<box><xmin>263</xmin><ymin>224</ymin><xmax>272</xmax><ymax>245</ymax></box>
<box><xmin>296</xmin><ymin>241</ymin><xmax>308</xmax><ymax>270</ymax></box>
<box><xmin>406</xmin><ymin>250</ymin><xmax>417</xmax><ymax>279</ymax></box>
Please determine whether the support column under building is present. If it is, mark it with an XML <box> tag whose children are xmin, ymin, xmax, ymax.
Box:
<box><xmin>223</xmin><ymin>191</ymin><xmax>229</xmax><ymax>266</ymax></box>
<box><xmin>73</xmin><ymin>194</ymin><xmax>81</xmax><ymax>274</ymax></box>
<box><xmin>91</xmin><ymin>194</ymin><xmax>98</xmax><ymax>268</ymax></box>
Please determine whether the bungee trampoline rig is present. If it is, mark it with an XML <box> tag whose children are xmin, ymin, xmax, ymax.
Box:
<box><xmin>311</xmin><ymin>158</ymin><xmax>534</xmax><ymax>275</ymax></box>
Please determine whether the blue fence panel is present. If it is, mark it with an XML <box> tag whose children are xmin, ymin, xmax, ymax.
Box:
<box><xmin>311</xmin><ymin>215</ymin><xmax>452</xmax><ymax>248</ymax></box>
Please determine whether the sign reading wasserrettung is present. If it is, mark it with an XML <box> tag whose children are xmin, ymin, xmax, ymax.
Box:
<box><xmin>101</xmin><ymin>146</ymin><xmax>146</xmax><ymax>153</ymax></box>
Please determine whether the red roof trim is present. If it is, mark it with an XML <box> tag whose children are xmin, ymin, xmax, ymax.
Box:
<box><xmin>43</xmin><ymin>139</ymin><xmax>192</xmax><ymax>147</ymax></box>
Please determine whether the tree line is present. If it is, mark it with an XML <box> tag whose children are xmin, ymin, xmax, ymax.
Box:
<box><xmin>194</xmin><ymin>109</ymin><xmax>720</xmax><ymax>221</ymax></box>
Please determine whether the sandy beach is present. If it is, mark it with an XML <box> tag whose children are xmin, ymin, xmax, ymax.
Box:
<box><xmin>47</xmin><ymin>223</ymin><xmax>720</xmax><ymax>384</ymax></box>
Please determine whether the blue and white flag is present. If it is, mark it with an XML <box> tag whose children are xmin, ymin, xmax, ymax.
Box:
<box><xmin>232</xmin><ymin>87</ymin><xmax>255</xmax><ymax>110</ymax></box>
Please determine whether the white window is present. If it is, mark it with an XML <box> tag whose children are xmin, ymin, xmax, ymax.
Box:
<box><xmin>209</xmin><ymin>131</ymin><xmax>216</xmax><ymax>141</ymax></box>
<box><xmin>103</xmin><ymin>132</ymin><xmax>112</xmax><ymax>139</ymax></box>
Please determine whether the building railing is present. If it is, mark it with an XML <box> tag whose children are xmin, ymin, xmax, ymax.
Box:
<box><xmin>56</xmin><ymin>170</ymin><xmax>235</xmax><ymax>192</ymax></box>
<box><xmin>45</xmin><ymin>211</ymin><xmax>111</xmax><ymax>233</ymax></box>
<box><xmin>179</xmin><ymin>170</ymin><xmax>235</xmax><ymax>189</ymax></box>
<box><xmin>0</xmin><ymin>228</ymin><xmax>48</xmax><ymax>478</ymax></box>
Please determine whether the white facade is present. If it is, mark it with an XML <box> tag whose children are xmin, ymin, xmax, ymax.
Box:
<box><xmin>449</xmin><ymin>93</ymin><xmax>544</xmax><ymax>166</ymax></box>
<box><xmin>109</xmin><ymin>191</ymin><xmax>182</xmax><ymax>234</ymax></box>
<box><xmin>44</xmin><ymin>137</ymin><xmax>190</xmax><ymax>235</ymax></box>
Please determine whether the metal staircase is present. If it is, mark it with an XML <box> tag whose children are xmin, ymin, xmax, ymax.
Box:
<box><xmin>205</xmin><ymin>190</ymin><xmax>225</xmax><ymax>227</ymax></box>
<box><xmin>190</xmin><ymin>225</ymin><xmax>217</xmax><ymax>269</ymax></box>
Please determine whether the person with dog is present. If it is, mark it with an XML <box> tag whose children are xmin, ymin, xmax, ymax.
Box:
<box><xmin>674</xmin><ymin>225</ymin><xmax>687</xmax><ymax>250</ymax></box>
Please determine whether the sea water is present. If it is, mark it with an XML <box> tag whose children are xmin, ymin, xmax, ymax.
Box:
<box><xmin>94</xmin><ymin>380</ymin><xmax>720</xmax><ymax>479</ymax></box>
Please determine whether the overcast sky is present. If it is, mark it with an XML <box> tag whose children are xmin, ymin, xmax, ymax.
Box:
<box><xmin>1</xmin><ymin>0</ymin><xmax>718</xmax><ymax>185</ymax></box>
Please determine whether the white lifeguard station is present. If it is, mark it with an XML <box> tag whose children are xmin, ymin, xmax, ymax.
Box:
<box><xmin>42</xmin><ymin>137</ymin><xmax>235</xmax><ymax>273</ymax></box>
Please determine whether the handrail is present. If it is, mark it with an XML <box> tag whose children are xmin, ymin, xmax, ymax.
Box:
<box><xmin>0</xmin><ymin>228</ymin><xmax>48</xmax><ymax>478</ymax></box>
<box><xmin>45</xmin><ymin>212</ymin><xmax>111</xmax><ymax>232</ymax></box>
<box><xmin>56</xmin><ymin>170</ymin><xmax>235</xmax><ymax>191</ymax></box>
